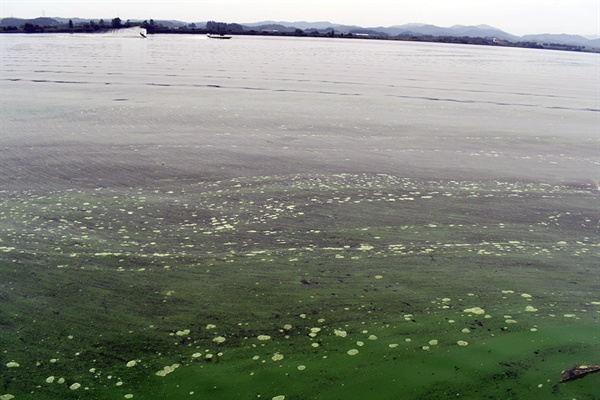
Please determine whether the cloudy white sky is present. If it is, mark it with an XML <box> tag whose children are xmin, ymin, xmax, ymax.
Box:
<box><xmin>1</xmin><ymin>0</ymin><xmax>598</xmax><ymax>36</ymax></box>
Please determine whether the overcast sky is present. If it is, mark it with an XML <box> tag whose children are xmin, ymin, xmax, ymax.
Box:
<box><xmin>1</xmin><ymin>0</ymin><xmax>598</xmax><ymax>36</ymax></box>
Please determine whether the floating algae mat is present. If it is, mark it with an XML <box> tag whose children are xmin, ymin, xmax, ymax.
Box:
<box><xmin>1</xmin><ymin>174</ymin><xmax>598</xmax><ymax>399</ymax></box>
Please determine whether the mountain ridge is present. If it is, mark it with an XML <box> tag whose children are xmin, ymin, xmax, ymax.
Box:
<box><xmin>243</xmin><ymin>20</ymin><xmax>597</xmax><ymax>48</ymax></box>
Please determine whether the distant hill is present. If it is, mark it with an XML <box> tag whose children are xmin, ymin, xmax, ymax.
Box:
<box><xmin>53</xmin><ymin>17</ymin><xmax>99</xmax><ymax>24</ymax></box>
<box><xmin>521</xmin><ymin>33</ymin><xmax>597</xmax><ymax>48</ymax></box>
<box><xmin>0</xmin><ymin>17</ymin><xmax>62</xmax><ymax>27</ymax></box>
<box><xmin>143</xmin><ymin>20</ymin><xmax>188</xmax><ymax>29</ymax></box>
<box><xmin>242</xmin><ymin>23</ymin><xmax>296</xmax><ymax>33</ymax></box>
<box><xmin>349</xmin><ymin>24</ymin><xmax>519</xmax><ymax>41</ymax></box>
<box><xmin>244</xmin><ymin>21</ymin><xmax>519</xmax><ymax>40</ymax></box>
<box><xmin>244</xmin><ymin>21</ymin><xmax>351</xmax><ymax>30</ymax></box>
<box><xmin>238</xmin><ymin>21</ymin><xmax>598</xmax><ymax>48</ymax></box>
<box><xmin>1</xmin><ymin>16</ymin><xmax>598</xmax><ymax>49</ymax></box>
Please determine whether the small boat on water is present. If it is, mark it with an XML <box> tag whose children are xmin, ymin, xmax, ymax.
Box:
<box><xmin>207</xmin><ymin>34</ymin><xmax>232</xmax><ymax>39</ymax></box>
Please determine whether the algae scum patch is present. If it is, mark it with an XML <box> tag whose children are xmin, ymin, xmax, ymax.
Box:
<box><xmin>1</xmin><ymin>173</ymin><xmax>598</xmax><ymax>399</ymax></box>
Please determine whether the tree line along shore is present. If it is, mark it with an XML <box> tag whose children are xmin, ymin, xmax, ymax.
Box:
<box><xmin>1</xmin><ymin>17</ymin><xmax>595</xmax><ymax>53</ymax></box>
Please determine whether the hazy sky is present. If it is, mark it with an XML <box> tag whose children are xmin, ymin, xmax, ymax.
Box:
<box><xmin>1</xmin><ymin>0</ymin><xmax>598</xmax><ymax>36</ymax></box>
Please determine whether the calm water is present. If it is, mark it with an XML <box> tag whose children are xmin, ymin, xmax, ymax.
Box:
<box><xmin>2</xmin><ymin>34</ymin><xmax>598</xmax><ymax>188</ymax></box>
<box><xmin>1</xmin><ymin>34</ymin><xmax>599</xmax><ymax>400</ymax></box>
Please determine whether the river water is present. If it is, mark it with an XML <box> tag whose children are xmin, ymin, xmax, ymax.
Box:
<box><xmin>1</xmin><ymin>34</ymin><xmax>598</xmax><ymax>189</ymax></box>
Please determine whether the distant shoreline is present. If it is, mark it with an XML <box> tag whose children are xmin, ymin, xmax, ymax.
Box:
<box><xmin>2</xmin><ymin>30</ymin><xmax>597</xmax><ymax>54</ymax></box>
<box><xmin>1</xmin><ymin>20</ymin><xmax>597</xmax><ymax>54</ymax></box>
